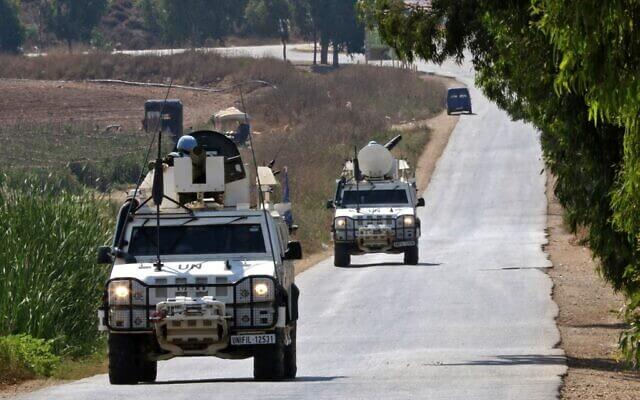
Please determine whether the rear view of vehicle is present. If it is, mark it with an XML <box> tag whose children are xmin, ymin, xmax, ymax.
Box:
<box><xmin>327</xmin><ymin>136</ymin><xmax>425</xmax><ymax>267</ymax></box>
<box><xmin>447</xmin><ymin>87</ymin><xmax>472</xmax><ymax>115</ymax></box>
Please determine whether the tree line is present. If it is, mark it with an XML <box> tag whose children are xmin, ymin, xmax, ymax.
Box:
<box><xmin>365</xmin><ymin>0</ymin><xmax>640</xmax><ymax>366</ymax></box>
<box><xmin>0</xmin><ymin>0</ymin><xmax>365</xmax><ymax>66</ymax></box>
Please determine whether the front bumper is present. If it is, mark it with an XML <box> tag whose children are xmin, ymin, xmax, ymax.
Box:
<box><xmin>99</xmin><ymin>276</ymin><xmax>288</xmax><ymax>355</ymax></box>
<box><xmin>152</xmin><ymin>296</ymin><xmax>229</xmax><ymax>356</ymax></box>
<box><xmin>333</xmin><ymin>219</ymin><xmax>420</xmax><ymax>252</ymax></box>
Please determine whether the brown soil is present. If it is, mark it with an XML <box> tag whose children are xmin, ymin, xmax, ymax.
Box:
<box><xmin>546</xmin><ymin>174</ymin><xmax>640</xmax><ymax>399</ymax></box>
<box><xmin>0</xmin><ymin>78</ymin><xmax>236</xmax><ymax>129</ymax></box>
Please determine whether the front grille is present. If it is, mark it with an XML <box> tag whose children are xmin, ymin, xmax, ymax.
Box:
<box><xmin>353</xmin><ymin>215</ymin><xmax>396</xmax><ymax>228</ymax></box>
<box><xmin>105</xmin><ymin>276</ymin><xmax>278</xmax><ymax>332</ymax></box>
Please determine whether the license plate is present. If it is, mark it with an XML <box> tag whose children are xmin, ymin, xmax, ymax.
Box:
<box><xmin>230</xmin><ymin>334</ymin><xmax>276</xmax><ymax>346</ymax></box>
<box><xmin>394</xmin><ymin>241</ymin><xmax>416</xmax><ymax>247</ymax></box>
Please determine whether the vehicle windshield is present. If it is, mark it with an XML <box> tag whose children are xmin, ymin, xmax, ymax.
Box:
<box><xmin>127</xmin><ymin>224</ymin><xmax>266</xmax><ymax>256</ymax></box>
<box><xmin>341</xmin><ymin>189</ymin><xmax>409</xmax><ymax>206</ymax></box>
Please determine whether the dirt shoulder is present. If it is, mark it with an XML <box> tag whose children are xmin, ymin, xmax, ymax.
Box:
<box><xmin>546</xmin><ymin>174</ymin><xmax>640</xmax><ymax>399</ymax></box>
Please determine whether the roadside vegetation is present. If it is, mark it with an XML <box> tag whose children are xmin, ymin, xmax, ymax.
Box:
<box><xmin>364</xmin><ymin>0</ymin><xmax>640</xmax><ymax>370</ymax></box>
<box><xmin>3</xmin><ymin>0</ymin><xmax>364</xmax><ymax>67</ymax></box>
<box><xmin>0</xmin><ymin>51</ymin><xmax>446</xmax><ymax>385</ymax></box>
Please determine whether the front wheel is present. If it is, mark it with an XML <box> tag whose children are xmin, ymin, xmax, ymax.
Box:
<box><xmin>404</xmin><ymin>245</ymin><xmax>419</xmax><ymax>265</ymax></box>
<box><xmin>253</xmin><ymin>342</ymin><xmax>285</xmax><ymax>380</ymax></box>
<box><xmin>139</xmin><ymin>360</ymin><xmax>157</xmax><ymax>383</ymax></box>
<box><xmin>334</xmin><ymin>244</ymin><xmax>351</xmax><ymax>267</ymax></box>
<box><xmin>283</xmin><ymin>323</ymin><xmax>297</xmax><ymax>379</ymax></box>
<box><xmin>108</xmin><ymin>334</ymin><xmax>141</xmax><ymax>385</ymax></box>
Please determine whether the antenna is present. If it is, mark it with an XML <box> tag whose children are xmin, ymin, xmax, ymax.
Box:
<box><xmin>239</xmin><ymin>87</ymin><xmax>279</xmax><ymax>270</ymax></box>
<box><xmin>113</xmin><ymin>81</ymin><xmax>174</xmax><ymax>265</ymax></box>
<box><xmin>151</xmin><ymin>79</ymin><xmax>174</xmax><ymax>271</ymax></box>
<box><xmin>354</xmin><ymin>145</ymin><xmax>361</xmax><ymax>213</ymax></box>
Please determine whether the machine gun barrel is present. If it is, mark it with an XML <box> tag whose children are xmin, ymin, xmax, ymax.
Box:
<box><xmin>384</xmin><ymin>135</ymin><xmax>402</xmax><ymax>151</ymax></box>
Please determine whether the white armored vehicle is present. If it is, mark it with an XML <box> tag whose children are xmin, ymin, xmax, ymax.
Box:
<box><xmin>327</xmin><ymin>136</ymin><xmax>424</xmax><ymax>267</ymax></box>
<box><xmin>97</xmin><ymin>129</ymin><xmax>301</xmax><ymax>384</ymax></box>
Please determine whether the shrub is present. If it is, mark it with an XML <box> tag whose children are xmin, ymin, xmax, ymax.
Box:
<box><xmin>0</xmin><ymin>334</ymin><xmax>60</xmax><ymax>383</ymax></box>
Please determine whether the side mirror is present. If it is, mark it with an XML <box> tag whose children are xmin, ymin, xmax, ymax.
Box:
<box><xmin>97</xmin><ymin>246</ymin><xmax>113</xmax><ymax>264</ymax></box>
<box><xmin>284</xmin><ymin>241</ymin><xmax>303</xmax><ymax>260</ymax></box>
<box><xmin>326</xmin><ymin>199</ymin><xmax>335</xmax><ymax>209</ymax></box>
<box><xmin>417</xmin><ymin>198</ymin><xmax>425</xmax><ymax>207</ymax></box>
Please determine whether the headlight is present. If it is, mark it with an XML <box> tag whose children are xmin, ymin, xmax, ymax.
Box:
<box><xmin>335</xmin><ymin>217</ymin><xmax>347</xmax><ymax>230</ymax></box>
<box><xmin>235</xmin><ymin>277</ymin><xmax>275</xmax><ymax>303</ymax></box>
<box><xmin>108</xmin><ymin>279</ymin><xmax>146</xmax><ymax>307</ymax></box>
<box><xmin>115</xmin><ymin>285</ymin><xmax>130</xmax><ymax>298</ymax></box>
<box><xmin>254</xmin><ymin>282</ymin><xmax>269</xmax><ymax>297</ymax></box>
<box><xmin>107</xmin><ymin>279</ymin><xmax>149</xmax><ymax>330</ymax></box>
<box><xmin>402</xmin><ymin>215</ymin><xmax>415</xmax><ymax>227</ymax></box>
<box><xmin>108</xmin><ymin>280</ymin><xmax>131</xmax><ymax>306</ymax></box>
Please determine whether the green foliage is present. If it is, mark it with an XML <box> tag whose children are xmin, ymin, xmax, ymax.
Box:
<box><xmin>138</xmin><ymin>0</ymin><xmax>163</xmax><ymax>38</ymax></box>
<box><xmin>368</xmin><ymin>0</ymin><xmax>640</xmax><ymax>364</ymax></box>
<box><xmin>0</xmin><ymin>334</ymin><xmax>61</xmax><ymax>381</ymax></box>
<box><xmin>244</xmin><ymin>0</ymin><xmax>291</xmax><ymax>38</ymax></box>
<box><xmin>303</xmin><ymin>0</ymin><xmax>364</xmax><ymax>65</ymax></box>
<box><xmin>68</xmin><ymin>155</ymin><xmax>143</xmax><ymax>192</ymax></box>
<box><xmin>47</xmin><ymin>0</ymin><xmax>108</xmax><ymax>49</ymax></box>
<box><xmin>0</xmin><ymin>0</ymin><xmax>25</xmax><ymax>53</ymax></box>
<box><xmin>159</xmin><ymin>0</ymin><xmax>245</xmax><ymax>46</ymax></box>
<box><xmin>291</xmin><ymin>0</ymin><xmax>314</xmax><ymax>39</ymax></box>
<box><xmin>0</xmin><ymin>171</ymin><xmax>113</xmax><ymax>355</ymax></box>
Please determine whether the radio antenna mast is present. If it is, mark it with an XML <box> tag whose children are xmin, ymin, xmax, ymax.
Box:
<box><xmin>152</xmin><ymin>80</ymin><xmax>174</xmax><ymax>271</ymax></box>
<box><xmin>239</xmin><ymin>86</ymin><xmax>279</xmax><ymax>269</ymax></box>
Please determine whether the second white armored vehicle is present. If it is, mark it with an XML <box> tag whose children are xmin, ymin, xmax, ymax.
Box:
<box><xmin>97</xmin><ymin>129</ymin><xmax>301</xmax><ymax>384</ymax></box>
<box><xmin>327</xmin><ymin>136</ymin><xmax>424</xmax><ymax>267</ymax></box>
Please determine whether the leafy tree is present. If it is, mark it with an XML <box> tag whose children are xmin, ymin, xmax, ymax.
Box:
<box><xmin>244</xmin><ymin>0</ymin><xmax>291</xmax><ymax>59</ymax></box>
<box><xmin>159</xmin><ymin>0</ymin><xmax>244</xmax><ymax>46</ymax></box>
<box><xmin>311</xmin><ymin>0</ymin><xmax>364</xmax><ymax>66</ymax></box>
<box><xmin>138</xmin><ymin>0</ymin><xmax>163</xmax><ymax>39</ymax></box>
<box><xmin>292</xmin><ymin>0</ymin><xmax>317</xmax><ymax>63</ymax></box>
<box><xmin>47</xmin><ymin>0</ymin><xmax>108</xmax><ymax>51</ymax></box>
<box><xmin>0</xmin><ymin>0</ymin><xmax>25</xmax><ymax>53</ymax></box>
<box><xmin>366</xmin><ymin>0</ymin><xmax>640</xmax><ymax>364</ymax></box>
<box><xmin>244</xmin><ymin>0</ymin><xmax>290</xmax><ymax>37</ymax></box>
<box><xmin>328</xmin><ymin>0</ymin><xmax>364</xmax><ymax>66</ymax></box>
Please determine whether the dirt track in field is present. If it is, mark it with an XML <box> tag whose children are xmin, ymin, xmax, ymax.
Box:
<box><xmin>0</xmin><ymin>79</ymin><xmax>236</xmax><ymax>129</ymax></box>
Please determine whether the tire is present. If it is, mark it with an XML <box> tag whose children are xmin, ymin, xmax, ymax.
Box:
<box><xmin>404</xmin><ymin>245</ymin><xmax>419</xmax><ymax>265</ymax></box>
<box><xmin>138</xmin><ymin>360</ymin><xmax>157</xmax><ymax>383</ymax></box>
<box><xmin>283</xmin><ymin>323</ymin><xmax>297</xmax><ymax>379</ymax></box>
<box><xmin>334</xmin><ymin>244</ymin><xmax>351</xmax><ymax>267</ymax></box>
<box><xmin>108</xmin><ymin>334</ymin><xmax>140</xmax><ymax>385</ymax></box>
<box><xmin>253</xmin><ymin>341</ymin><xmax>285</xmax><ymax>381</ymax></box>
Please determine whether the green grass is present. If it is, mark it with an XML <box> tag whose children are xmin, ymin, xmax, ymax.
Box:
<box><xmin>0</xmin><ymin>173</ymin><xmax>114</xmax><ymax>356</ymax></box>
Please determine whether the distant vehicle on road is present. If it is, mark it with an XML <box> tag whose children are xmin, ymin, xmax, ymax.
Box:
<box><xmin>327</xmin><ymin>136</ymin><xmax>424</xmax><ymax>267</ymax></box>
<box><xmin>446</xmin><ymin>87</ymin><xmax>472</xmax><ymax>115</ymax></box>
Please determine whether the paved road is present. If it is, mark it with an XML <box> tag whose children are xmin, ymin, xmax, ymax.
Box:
<box><xmin>18</xmin><ymin>47</ymin><xmax>565</xmax><ymax>399</ymax></box>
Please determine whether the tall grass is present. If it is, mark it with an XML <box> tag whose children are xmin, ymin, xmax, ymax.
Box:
<box><xmin>0</xmin><ymin>172</ymin><xmax>113</xmax><ymax>355</ymax></box>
